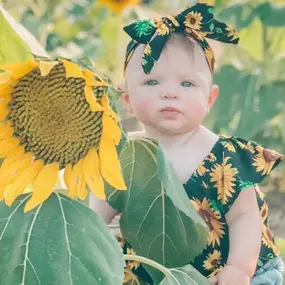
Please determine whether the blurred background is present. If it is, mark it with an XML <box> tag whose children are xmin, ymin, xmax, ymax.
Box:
<box><xmin>1</xmin><ymin>0</ymin><xmax>284</xmax><ymax>279</ymax></box>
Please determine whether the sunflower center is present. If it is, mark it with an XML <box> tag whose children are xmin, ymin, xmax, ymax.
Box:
<box><xmin>211</xmin><ymin>258</ymin><xmax>218</xmax><ymax>266</ymax></box>
<box><xmin>199</xmin><ymin>209</ymin><xmax>214</xmax><ymax>231</ymax></box>
<box><xmin>9</xmin><ymin>62</ymin><xmax>103</xmax><ymax>168</ymax></box>
<box><xmin>190</xmin><ymin>18</ymin><xmax>196</xmax><ymax>25</ymax></box>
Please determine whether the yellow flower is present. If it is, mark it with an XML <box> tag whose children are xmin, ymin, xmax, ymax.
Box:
<box><xmin>210</xmin><ymin>157</ymin><xmax>238</xmax><ymax>205</ymax></box>
<box><xmin>246</xmin><ymin>142</ymin><xmax>255</xmax><ymax>153</ymax></box>
<box><xmin>167</xmin><ymin>16</ymin><xmax>180</xmax><ymax>28</ymax></box>
<box><xmin>206</xmin><ymin>153</ymin><xmax>217</xmax><ymax>162</ymax></box>
<box><xmin>262</xmin><ymin>225</ymin><xmax>280</xmax><ymax>255</ymax></box>
<box><xmin>225</xmin><ymin>25</ymin><xmax>239</xmax><ymax>41</ymax></box>
<box><xmin>203</xmin><ymin>250</ymin><xmax>222</xmax><ymax>271</ymax></box>
<box><xmin>208</xmin><ymin>265</ymin><xmax>224</xmax><ymax>279</ymax></box>
<box><xmin>126</xmin><ymin>248</ymin><xmax>140</xmax><ymax>270</ymax></box>
<box><xmin>260</xmin><ymin>203</ymin><xmax>269</xmax><ymax>222</ymax></box>
<box><xmin>222</xmin><ymin>142</ymin><xmax>235</xmax><ymax>152</ymax></box>
<box><xmin>192</xmin><ymin>198</ymin><xmax>225</xmax><ymax>246</ymax></box>
<box><xmin>0</xmin><ymin>59</ymin><xmax>126</xmax><ymax>212</ymax></box>
<box><xmin>195</xmin><ymin>162</ymin><xmax>208</xmax><ymax>176</ymax></box>
<box><xmin>144</xmin><ymin>44</ymin><xmax>152</xmax><ymax>55</ymax></box>
<box><xmin>184</xmin><ymin>12</ymin><xmax>203</xmax><ymax>30</ymax></box>
<box><xmin>154</xmin><ymin>19</ymin><xmax>170</xmax><ymax>36</ymax></box>
<box><xmin>237</xmin><ymin>141</ymin><xmax>246</xmax><ymax>150</ymax></box>
<box><xmin>253</xmin><ymin>146</ymin><xmax>276</xmax><ymax>175</ymax></box>
<box><xmin>99</xmin><ymin>0</ymin><xmax>140</xmax><ymax>14</ymax></box>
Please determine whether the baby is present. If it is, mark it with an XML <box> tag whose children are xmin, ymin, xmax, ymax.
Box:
<box><xmin>90</xmin><ymin>3</ymin><xmax>284</xmax><ymax>285</ymax></box>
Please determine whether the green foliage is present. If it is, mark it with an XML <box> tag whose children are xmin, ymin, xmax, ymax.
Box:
<box><xmin>205</xmin><ymin>1</ymin><xmax>285</xmax><ymax>157</ymax></box>
<box><xmin>106</xmin><ymin>138</ymin><xmax>208</xmax><ymax>283</ymax></box>
<box><xmin>0</xmin><ymin>6</ymin><xmax>32</xmax><ymax>63</ymax></box>
<box><xmin>0</xmin><ymin>193</ymin><xmax>125</xmax><ymax>285</ymax></box>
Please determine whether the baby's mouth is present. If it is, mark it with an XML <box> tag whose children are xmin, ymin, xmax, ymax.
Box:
<box><xmin>160</xmin><ymin>106</ymin><xmax>180</xmax><ymax>112</ymax></box>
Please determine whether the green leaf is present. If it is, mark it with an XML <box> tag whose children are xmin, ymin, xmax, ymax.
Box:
<box><xmin>106</xmin><ymin>138</ymin><xmax>208</xmax><ymax>284</ymax></box>
<box><xmin>0</xmin><ymin>6</ymin><xmax>32</xmax><ymax>64</ymax></box>
<box><xmin>217</xmin><ymin>4</ymin><xmax>256</xmax><ymax>30</ymax></box>
<box><xmin>0</xmin><ymin>193</ymin><xmax>124</xmax><ymax>285</ymax></box>
<box><xmin>159</xmin><ymin>265</ymin><xmax>212</xmax><ymax>285</ymax></box>
<box><xmin>210</xmin><ymin>65</ymin><xmax>283</xmax><ymax>138</ymax></box>
<box><xmin>257</xmin><ymin>2</ymin><xmax>285</xmax><ymax>27</ymax></box>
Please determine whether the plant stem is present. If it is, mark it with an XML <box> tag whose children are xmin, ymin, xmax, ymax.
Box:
<box><xmin>124</xmin><ymin>254</ymin><xmax>170</xmax><ymax>276</ymax></box>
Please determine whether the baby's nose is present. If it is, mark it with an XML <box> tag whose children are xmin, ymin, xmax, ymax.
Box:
<box><xmin>161</xmin><ymin>91</ymin><xmax>178</xmax><ymax>99</ymax></box>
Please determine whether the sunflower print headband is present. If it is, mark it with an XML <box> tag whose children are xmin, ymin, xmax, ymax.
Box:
<box><xmin>123</xmin><ymin>2</ymin><xmax>239</xmax><ymax>74</ymax></box>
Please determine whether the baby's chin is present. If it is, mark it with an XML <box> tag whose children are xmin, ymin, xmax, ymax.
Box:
<box><xmin>150</xmin><ymin>120</ymin><xmax>197</xmax><ymax>135</ymax></box>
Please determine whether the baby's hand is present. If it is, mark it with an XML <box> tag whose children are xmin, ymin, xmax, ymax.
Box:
<box><xmin>209</xmin><ymin>265</ymin><xmax>250</xmax><ymax>285</ymax></box>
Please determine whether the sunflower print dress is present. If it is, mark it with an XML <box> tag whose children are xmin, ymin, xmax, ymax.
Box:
<box><xmin>121</xmin><ymin>135</ymin><xmax>284</xmax><ymax>284</ymax></box>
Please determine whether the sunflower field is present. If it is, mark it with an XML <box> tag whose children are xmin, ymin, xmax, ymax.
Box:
<box><xmin>0</xmin><ymin>0</ymin><xmax>284</xmax><ymax>284</ymax></box>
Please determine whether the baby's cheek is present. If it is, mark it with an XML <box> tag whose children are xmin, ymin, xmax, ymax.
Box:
<box><xmin>132</xmin><ymin>98</ymin><xmax>154</xmax><ymax>123</ymax></box>
<box><xmin>186</xmin><ymin>99</ymin><xmax>207</xmax><ymax>125</ymax></box>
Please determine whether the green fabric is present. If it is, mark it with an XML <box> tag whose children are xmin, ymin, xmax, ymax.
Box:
<box><xmin>120</xmin><ymin>135</ymin><xmax>283</xmax><ymax>284</ymax></box>
<box><xmin>123</xmin><ymin>3</ymin><xmax>239</xmax><ymax>74</ymax></box>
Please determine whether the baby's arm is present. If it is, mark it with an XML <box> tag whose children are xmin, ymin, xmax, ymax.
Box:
<box><xmin>211</xmin><ymin>186</ymin><xmax>262</xmax><ymax>285</ymax></box>
<box><xmin>89</xmin><ymin>193</ymin><xmax>119</xmax><ymax>224</ymax></box>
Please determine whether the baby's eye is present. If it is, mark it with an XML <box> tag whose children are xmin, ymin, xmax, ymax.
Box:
<box><xmin>145</xmin><ymin>80</ymin><xmax>159</xmax><ymax>86</ymax></box>
<box><xmin>181</xmin><ymin>81</ymin><xmax>194</xmax><ymax>87</ymax></box>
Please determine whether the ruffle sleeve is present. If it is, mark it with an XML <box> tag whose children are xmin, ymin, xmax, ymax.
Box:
<box><xmin>208</xmin><ymin>136</ymin><xmax>283</xmax><ymax>214</ymax></box>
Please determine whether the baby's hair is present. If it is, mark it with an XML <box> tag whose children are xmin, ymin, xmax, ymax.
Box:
<box><xmin>164</xmin><ymin>32</ymin><xmax>198</xmax><ymax>61</ymax></box>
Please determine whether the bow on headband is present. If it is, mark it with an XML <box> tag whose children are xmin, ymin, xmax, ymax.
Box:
<box><xmin>124</xmin><ymin>2</ymin><xmax>239</xmax><ymax>74</ymax></box>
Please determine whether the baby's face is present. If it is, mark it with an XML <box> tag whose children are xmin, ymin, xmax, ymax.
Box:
<box><xmin>124</xmin><ymin>40</ymin><xmax>216</xmax><ymax>135</ymax></box>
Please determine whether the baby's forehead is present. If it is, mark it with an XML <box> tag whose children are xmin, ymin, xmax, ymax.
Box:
<box><xmin>126</xmin><ymin>38</ymin><xmax>211</xmax><ymax>81</ymax></box>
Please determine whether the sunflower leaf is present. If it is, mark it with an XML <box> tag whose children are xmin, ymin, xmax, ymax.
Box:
<box><xmin>0</xmin><ymin>193</ymin><xmax>125</xmax><ymax>285</ymax></box>
<box><xmin>106</xmin><ymin>138</ymin><xmax>208</xmax><ymax>284</ymax></box>
<box><xmin>159</xmin><ymin>264</ymin><xmax>212</xmax><ymax>285</ymax></box>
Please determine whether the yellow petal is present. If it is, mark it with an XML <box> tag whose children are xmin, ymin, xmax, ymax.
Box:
<box><xmin>0</xmin><ymin>60</ymin><xmax>38</xmax><ymax>79</ymax></box>
<box><xmin>5</xmin><ymin>160</ymin><xmax>43</xmax><ymax>206</ymax></box>
<box><xmin>0</xmin><ymin>100</ymin><xmax>9</xmax><ymax>120</ymax></box>
<box><xmin>101</xmin><ymin>95</ymin><xmax>119</xmax><ymax>122</ymax></box>
<box><xmin>0</xmin><ymin>84</ymin><xmax>13</xmax><ymax>95</ymax></box>
<box><xmin>0</xmin><ymin>184</ymin><xmax>6</xmax><ymax>200</ymax></box>
<box><xmin>102</xmin><ymin>113</ymin><xmax>121</xmax><ymax>145</ymax></box>
<box><xmin>24</xmin><ymin>163</ymin><xmax>59</xmax><ymax>212</ymax></box>
<box><xmin>83</xmin><ymin>69</ymin><xmax>106</xmax><ymax>86</ymax></box>
<box><xmin>0</xmin><ymin>122</ymin><xmax>13</xmax><ymax>140</ymax></box>
<box><xmin>0</xmin><ymin>91</ymin><xmax>12</xmax><ymax>102</ymax></box>
<box><xmin>61</xmin><ymin>59</ymin><xmax>84</xmax><ymax>78</ymax></box>
<box><xmin>39</xmin><ymin>61</ymin><xmax>58</xmax><ymax>76</ymax></box>
<box><xmin>84</xmin><ymin>86</ymin><xmax>104</xmax><ymax>112</ymax></box>
<box><xmin>0</xmin><ymin>150</ymin><xmax>32</xmax><ymax>185</ymax></box>
<box><xmin>68</xmin><ymin>159</ymin><xmax>87</xmax><ymax>200</ymax></box>
<box><xmin>0</xmin><ymin>71</ymin><xmax>12</xmax><ymax>84</ymax></box>
<box><xmin>0</xmin><ymin>137</ymin><xmax>20</xmax><ymax>158</ymax></box>
<box><xmin>83</xmin><ymin>148</ymin><xmax>105</xmax><ymax>200</ymax></box>
<box><xmin>99</xmin><ymin>136</ymin><xmax>126</xmax><ymax>190</ymax></box>
<box><xmin>64</xmin><ymin>163</ymin><xmax>73</xmax><ymax>189</ymax></box>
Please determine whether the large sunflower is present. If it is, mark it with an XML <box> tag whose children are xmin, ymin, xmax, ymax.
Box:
<box><xmin>0</xmin><ymin>58</ymin><xmax>126</xmax><ymax>212</ymax></box>
<box><xmin>99</xmin><ymin>0</ymin><xmax>140</xmax><ymax>14</ymax></box>
<box><xmin>210</xmin><ymin>157</ymin><xmax>238</xmax><ymax>205</ymax></box>
<box><xmin>191</xmin><ymin>198</ymin><xmax>225</xmax><ymax>246</ymax></box>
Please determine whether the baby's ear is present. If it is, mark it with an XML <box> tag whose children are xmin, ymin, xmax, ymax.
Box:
<box><xmin>117</xmin><ymin>84</ymin><xmax>133</xmax><ymax>114</ymax></box>
<box><xmin>208</xmin><ymin>84</ymin><xmax>219</xmax><ymax>109</ymax></box>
